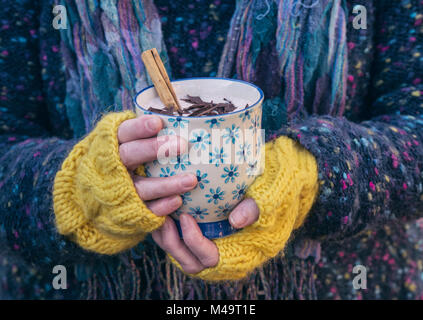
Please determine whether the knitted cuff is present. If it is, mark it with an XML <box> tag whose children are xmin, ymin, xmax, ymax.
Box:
<box><xmin>53</xmin><ymin>111</ymin><xmax>165</xmax><ymax>255</ymax></box>
<box><xmin>171</xmin><ymin>136</ymin><xmax>319</xmax><ymax>281</ymax></box>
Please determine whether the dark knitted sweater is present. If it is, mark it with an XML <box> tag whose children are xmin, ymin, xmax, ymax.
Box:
<box><xmin>1</xmin><ymin>0</ymin><xmax>423</xmax><ymax>299</ymax></box>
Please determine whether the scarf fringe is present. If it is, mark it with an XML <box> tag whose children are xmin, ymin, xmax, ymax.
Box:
<box><xmin>80</xmin><ymin>244</ymin><xmax>318</xmax><ymax>300</ymax></box>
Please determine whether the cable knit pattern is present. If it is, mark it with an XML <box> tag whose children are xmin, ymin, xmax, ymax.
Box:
<box><xmin>53</xmin><ymin>111</ymin><xmax>165</xmax><ymax>254</ymax></box>
<box><xmin>170</xmin><ymin>136</ymin><xmax>318</xmax><ymax>281</ymax></box>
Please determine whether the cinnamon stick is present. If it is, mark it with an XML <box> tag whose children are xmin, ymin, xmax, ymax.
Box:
<box><xmin>141</xmin><ymin>48</ymin><xmax>182</xmax><ymax>112</ymax></box>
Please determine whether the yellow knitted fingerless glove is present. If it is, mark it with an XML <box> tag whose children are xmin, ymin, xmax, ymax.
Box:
<box><xmin>53</xmin><ymin>111</ymin><xmax>165</xmax><ymax>255</ymax></box>
<box><xmin>170</xmin><ymin>136</ymin><xmax>319</xmax><ymax>281</ymax></box>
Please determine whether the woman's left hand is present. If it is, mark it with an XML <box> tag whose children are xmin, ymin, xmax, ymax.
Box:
<box><xmin>152</xmin><ymin>198</ymin><xmax>260</xmax><ymax>274</ymax></box>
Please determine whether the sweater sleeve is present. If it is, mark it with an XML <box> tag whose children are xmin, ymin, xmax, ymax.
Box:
<box><xmin>0</xmin><ymin>1</ymin><xmax>102</xmax><ymax>267</ymax></box>
<box><xmin>271</xmin><ymin>0</ymin><xmax>423</xmax><ymax>241</ymax></box>
<box><xmin>0</xmin><ymin>136</ymin><xmax>109</xmax><ymax>266</ymax></box>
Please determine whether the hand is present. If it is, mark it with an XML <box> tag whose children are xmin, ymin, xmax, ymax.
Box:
<box><xmin>118</xmin><ymin>115</ymin><xmax>198</xmax><ymax>218</ymax></box>
<box><xmin>152</xmin><ymin>198</ymin><xmax>260</xmax><ymax>274</ymax></box>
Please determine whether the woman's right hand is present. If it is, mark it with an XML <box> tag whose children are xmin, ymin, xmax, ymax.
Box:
<box><xmin>117</xmin><ymin>115</ymin><xmax>198</xmax><ymax>218</ymax></box>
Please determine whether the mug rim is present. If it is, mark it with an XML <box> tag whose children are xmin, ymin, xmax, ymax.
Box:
<box><xmin>134</xmin><ymin>77</ymin><xmax>264</xmax><ymax>119</ymax></box>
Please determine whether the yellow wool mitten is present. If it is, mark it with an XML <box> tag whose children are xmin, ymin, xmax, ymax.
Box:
<box><xmin>170</xmin><ymin>136</ymin><xmax>319</xmax><ymax>281</ymax></box>
<box><xmin>53</xmin><ymin>111</ymin><xmax>164</xmax><ymax>255</ymax></box>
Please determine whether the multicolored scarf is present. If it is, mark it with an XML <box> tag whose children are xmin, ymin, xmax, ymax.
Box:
<box><xmin>57</xmin><ymin>0</ymin><xmax>348</xmax><ymax>137</ymax></box>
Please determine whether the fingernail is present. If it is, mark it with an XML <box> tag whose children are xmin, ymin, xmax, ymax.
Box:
<box><xmin>170</xmin><ymin>196</ymin><xmax>182</xmax><ymax>209</ymax></box>
<box><xmin>230</xmin><ymin>209</ymin><xmax>247</xmax><ymax>228</ymax></box>
<box><xmin>181</xmin><ymin>174</ymin><xmax>196</xmax><ymax>188</ymax></box>
<box><xmin>180</xmin><ymin>213</ymin><xmax>188</xmax><ymax>225</ymax></box>
<box><xmin>146</xmin><ymin>117</ymin><xmax>161</xmax><ymax>131</ymax></box>
<box><xmin>180</xmin><ymin>214</ymin><xmax>192</xmax><ymax>232</ymax></box>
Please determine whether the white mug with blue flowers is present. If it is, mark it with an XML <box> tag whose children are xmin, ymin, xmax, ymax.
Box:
<box><xmin>135</xmin><ymin>78</ymin><xmax>264</xmax><ymax>239</ymax></box>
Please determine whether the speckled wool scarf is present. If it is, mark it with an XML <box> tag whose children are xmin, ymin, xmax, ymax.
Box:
<box><xmin>55</xmin><ymin>0</ymin><xmax>348</xmax><ymax>299</ymax></box>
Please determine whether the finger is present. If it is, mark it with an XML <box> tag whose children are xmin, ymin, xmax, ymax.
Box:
<box><xmin>145</xmin><ymin>195</ymin><xmax>182</xmax><ymax>217</ymax></box>
<box><xmin>152</xmin><ymin>217</ymin><xmax>204</xmax><ymax>274</ymax></box>
<box><xmin>120</xmin><ymin>135</ymin><xmax>187</xmax><ymax>170</ymax></box>
<box><xmin>228</xmin><ymin>198</ymin><xmax>260</xmax><ymax>229</ymax></box>
<box><xmin>118</xmin><ymin>116</ymin><xmax>163</xmax><ymax>144</ymax></box>
<box><xmin>180</xmin><ymin>214</ymin><xmax>219</xmax><ymax>268</ymax></box>
<box><xmin>134</xmin><ymin>173</ymin><xmax>197</xmax><ymax>201</ymax></box>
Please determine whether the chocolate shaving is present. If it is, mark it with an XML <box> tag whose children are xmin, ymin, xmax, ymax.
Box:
<box><xmin>148</xmin><ymin>95</ymin><xmax>248</xmax><ymax>117</ymax></box>
<box><xmin>181</xmin><ymin>95</ymin><xmax>206</xmax><ymax>105</ymax></box>
<box><xmin>147</xmin><ymin>107</ymin><xmax>173</xmax><ymax>115</ymax></box>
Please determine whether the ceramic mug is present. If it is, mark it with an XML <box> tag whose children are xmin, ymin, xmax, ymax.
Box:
<box><xmin>135</xmin><ymin>77</ymin><xmax>264</xmax><ymax>239</ymax></box>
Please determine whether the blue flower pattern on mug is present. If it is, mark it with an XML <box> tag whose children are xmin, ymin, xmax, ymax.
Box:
<box><xmin>171</xmin><ymin>154</ymin><xmax>191</xmax><ymax>171</ymax></box>
<box><xmin>223</xmin><ymin>124</ymin><xmax>240</xmax><ymax>144</ymax></box>
<box><xmin>168</xmin><ymin>116</ymin><xmax>189</xmax><ymax>128</ymax></box>
<box><xmin>236</xmin><ymin>143</ymin><xmax>252</xmax><ymax>163</ymax></box>
<box><xmin>249</xmin><ymin>114</ymin><xmax>261</xmax><ymax>134</ymax></box>
<box><xmin>215</xmin><ymin>203</ymin><xmax>233</xmax><ymax>218</ymax></box>
<box><xmin>189</xmin><ymin>130</ymin><xmax>211</xmax><ymax>151</ymax></box>
<box><xmin>188</xmin><ymin>206</ymin><xmax>209</xmax><ymax>220</ymax></box>
<box><xmin>246</xmin><ymin>160</ymin><xmax>260</xmax><ymax>177</ymax></box>
<box><xmin>173</xmin><ymin>208</ymin><xmax>183</xmax><ymax>217</ymax></box>
<box><xmin>205</xmin><ymin>118</ymin><xmax>225</xmax><ymax>128</ymax></box>
<box><xmin>239</xmin><ymin>110</ymin><xmax>251</xmax><ymax>122</ymax></box>
<box><xmin>221</xmin><ymin>164</ymin><xmax>239</xmax><ymax>183</ymax></box>
<box><xmin>159</xmin><ymin>167</ymin><xmax>176</xmax><ymax>177</ymax></box>
<box><xmin>143</xmin><ymin>105</ymin><xmax>261</xmax><ymax>227</ymax></box>
<box><xmin>159</xmin><ymin>127</ymin><xmax>176</xmax><ymax>136</ymax></box>
<box><xmin>255</xmin><ymin>135</ymin><xmax>263</xmax><ymax>152</ymax></box>
<box><xmin>195</xmin><ymin>170</ymin><xmax>210</xmax><ymax>189</ymax></box>
<box><xmin>209</xmin><ymin>147</ymin><xmax>228</xmax><ymax>167</ymax></box>
<box><xmin>180</xmin><ymin>192</ymin><xmax>192</xmax><ymax>205</ymax></box>
<box><xmin>232</xmin><ymin>182</ymin><xmax>247</xmax><ymax>200</ymax></box>
<box><xmin>205</xmin><ymin>187</ymin><xmax>225</xmax><ymax>204</ymax></box>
